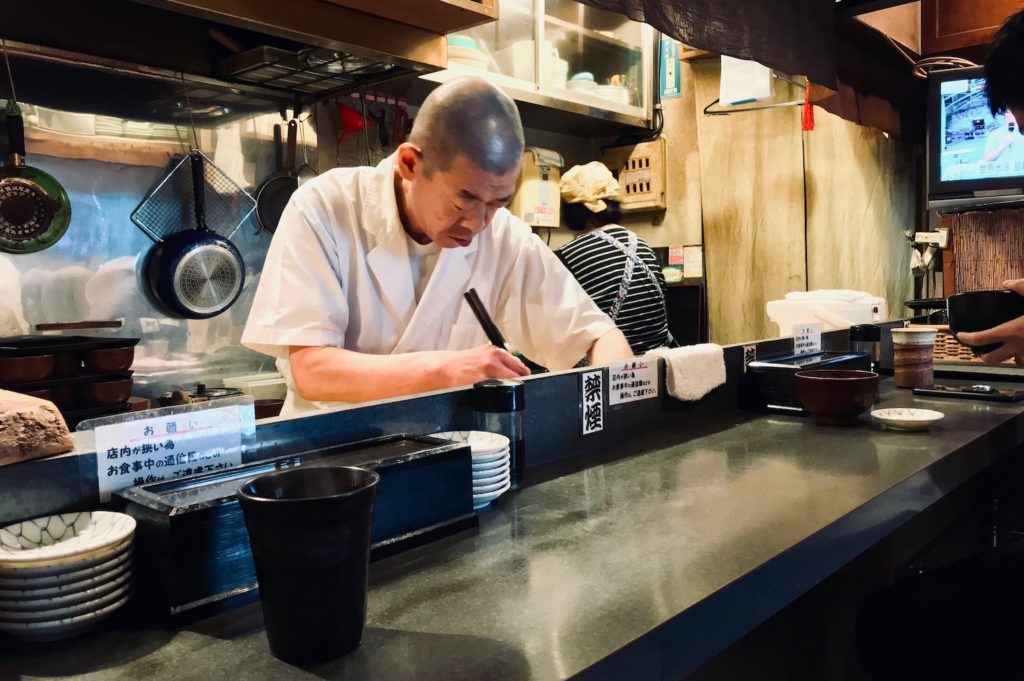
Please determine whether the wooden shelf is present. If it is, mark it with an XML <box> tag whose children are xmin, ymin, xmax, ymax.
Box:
<box><xmin>321</xmin><ymin>0</ymin><xmax>498</xmax><ymax>34</ymax></box>
<box><xmin>25</xmin><ymin>128</ymin><xmax>187</xmax><ymax>168</ymax></box>
<box><xmin>544</xmin><ymin>15</ymin><xmax>641</xmax><ymax>52</ymax></box>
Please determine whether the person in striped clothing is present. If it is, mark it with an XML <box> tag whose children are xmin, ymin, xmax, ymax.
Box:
<box><xmin>556</xmin><ymin>162</ymin><xmax>674</xmax><ymax>354</ymax></box>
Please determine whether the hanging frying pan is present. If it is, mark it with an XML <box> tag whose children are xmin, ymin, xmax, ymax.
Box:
<box><xmin>0</xmin><ymin>103</ymin><xmax>72</xmax><ymax>254</ymax></box>
<box><xmin>255</xmin><ymin>119</ymin><xmax>298</xmax><ymax>235</ymax></box>
<box><xmin>144</xmin><ymin>150</ymin><xmax>245</xmax><ymax>319</ymax></box>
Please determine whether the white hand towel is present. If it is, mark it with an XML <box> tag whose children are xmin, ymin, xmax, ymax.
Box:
<box><xmin>644</xmin><ymin>344</ymin><xmax>726</xmax><ymax>401</ymax></box>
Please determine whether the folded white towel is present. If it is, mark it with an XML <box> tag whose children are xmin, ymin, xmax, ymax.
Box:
<box><xmin>644</xmin><ymin>344</ymin><xmax>726</xmax><ymax>401</ymax></box>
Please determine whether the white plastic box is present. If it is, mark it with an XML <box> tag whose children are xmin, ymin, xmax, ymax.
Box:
<box><xmin>766</xmin><ymin>290</ymin><xmax>888</xmax><ymax>336</ymax></box>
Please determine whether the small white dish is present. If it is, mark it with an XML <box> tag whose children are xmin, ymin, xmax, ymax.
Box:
<box><xmin>473</xmin><ymin>480</ymin><xmax>512</xmax><ymax>509</ymax></box>
<box><xmin>0</xmin><ymin>567</ymin><xmax>132</xmax><ymax>611</ymax></box>
<box><xmin>0</xmin><ymin>512</ymin><xmax>136</xmax><ymax>566</ymax></box>
<box><xmin>471</xmin><ymin>466</ymin><xmax>507</xmax><ymax>483</ymax></box>
<box><xmin>0</xmin><ymin>590</ymin><xmax>131</xmax><ymax>641</ymax></box>
<box><xmin>0</xmin><ymin>541</ymin><xmax>132</xmax><ymax>585</ymax></box>
<box><xmin>472</xmin><ymin>453</ymin><xmax>510</xmax><ymax>471</ymax></box>
<box><xmin>473</xmin><ymin>471</ymin><xmax>510</xmax><ymax>489</ymax></box>
<box><xmin>0</xmin><ymin>554</ymin><xmax>132</xmax><ymax>600</ymax></box>
<box><xmin>468</xmin><ymin>448</ymin><xmax>510</xmax><ymax>465</ymax></box>
<box><xmin>871</xmin><ymin>408</ymin><xmax>945</xmax><ymax>431</ymax></box>
<box><xmin>431</xmin><ymin>431</ymin><xmax>510</xmax><ymax>455</ymax></box>
<box><xmin>0</xmin><ymin>582</ymin><xmax>130</xmax><ymax>623</ymax></box>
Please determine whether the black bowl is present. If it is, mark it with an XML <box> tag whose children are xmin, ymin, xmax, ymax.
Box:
<box><xmin>947</xmin><ymin>290</ymin><xmax>1024</xmax><ymax>355</ymax></box>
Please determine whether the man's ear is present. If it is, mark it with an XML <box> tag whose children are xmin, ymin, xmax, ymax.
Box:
<box><xmin>395</xmin><ymin>143</ymin><xmax>423</xmax><ymax>182</ymax></box>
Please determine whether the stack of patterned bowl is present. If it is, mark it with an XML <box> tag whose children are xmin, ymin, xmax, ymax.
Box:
<box><xmin>431</xmin><ymin>431</ymin><xmax>512</xmax><ymax>510</ymax></box>
<box><xmin>0</xmin><ymin>511</ymin><xmax>136</xmax><ymax>641</ymax></box>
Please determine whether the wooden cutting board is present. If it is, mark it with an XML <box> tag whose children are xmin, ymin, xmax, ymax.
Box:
<box><xmin>0</xmin><ymin>389</ymin><xmax>75</xmax><ymax>467</ymax></box>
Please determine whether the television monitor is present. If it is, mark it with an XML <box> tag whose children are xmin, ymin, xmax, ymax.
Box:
<box><xmin>928</xmin><ymin>66</ymin><xmax>1024</xmax><ymax>209</ymax></box>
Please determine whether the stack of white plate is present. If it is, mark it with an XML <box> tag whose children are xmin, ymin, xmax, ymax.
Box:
<box><xmin>431</xmin><ymin>431</ymin><xmax>511</xmax><ymax>510</ymax></box>
<box><xmin>0</xmin><ymin>511</ymin><xmax>136</xmax><ymax>642</ymax></box>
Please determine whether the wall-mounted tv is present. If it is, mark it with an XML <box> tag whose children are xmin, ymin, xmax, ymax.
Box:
<box><xmin>928</xmin><ymin>66</ymin><xmax>1024</xmax><ymax>210</ymax></box>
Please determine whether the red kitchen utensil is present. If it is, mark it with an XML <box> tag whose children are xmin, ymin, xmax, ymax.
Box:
<box><xmin>338</xmin><ymin>103</ymin><xmax>368</xmax><ymax>143</ymax></box>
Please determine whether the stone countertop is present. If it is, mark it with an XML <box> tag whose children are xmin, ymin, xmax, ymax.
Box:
<box><xmin>3</xmin><ymin>379</ymin><xmax>1023</xmax><ymax>681</ymax></box>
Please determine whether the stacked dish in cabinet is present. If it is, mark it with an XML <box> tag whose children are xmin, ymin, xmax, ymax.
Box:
<box><xmin>431</xmin><ymin>431</ymin><xmax>512</xmax><ymax>510</ymax></box>
<box><xmin>0</xmin><ymin>511</ymin><xmax>136</xmax><ymax>641</ymax></box>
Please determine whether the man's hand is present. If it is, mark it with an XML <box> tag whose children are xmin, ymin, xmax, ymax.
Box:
<box><xmin>956</xmin><ymin>279</ymin><xmax>1024</xmax><ymax>366</ymax></box>
<box><xmin>434</xmin><ymin>344</ymin><xmax>530</xmax><ymax>386</ymax></box>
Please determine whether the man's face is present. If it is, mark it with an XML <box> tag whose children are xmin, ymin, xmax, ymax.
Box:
<box><xmin>1009</xmin><ymin>107</ymin><xmax>1024</xmax><ymax>127</ymax></box>
<box><xmin>401</xmin><ymin>148</ymin><xmax>521</xmax><ymax>248</ymax></box>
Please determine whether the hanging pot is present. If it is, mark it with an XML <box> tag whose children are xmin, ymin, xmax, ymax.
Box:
<box><xmin>255</xmin><ymin>119</ymin><xmax>298</xmax><ymax>235</ymax></box>
<box><xmin>144</xmin><ymin>151</ymin><xmax>245</xmax><ymax>319</ymax></box>
<box><xmin>0</xmin><ymin>104</ymin><xmax>72</xmax><ymax>254</ymax></box>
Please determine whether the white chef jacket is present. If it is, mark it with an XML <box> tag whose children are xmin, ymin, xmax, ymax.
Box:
<box><xmin>242</xmin><ymin>154</ymin><xmax>616</xmax><ymax>415</ymax></box>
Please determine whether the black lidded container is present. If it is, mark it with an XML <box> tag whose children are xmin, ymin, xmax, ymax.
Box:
<box><xmin>474</xmin><ymin>378</ymin><xmax>525</xmax><ymax>487</ymax></box>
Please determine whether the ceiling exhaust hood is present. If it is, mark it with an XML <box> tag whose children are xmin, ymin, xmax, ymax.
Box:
<box><xmin>0</xmin><ymin>0</ymin><xmax>472</xmax><ymax>123</ymax></box>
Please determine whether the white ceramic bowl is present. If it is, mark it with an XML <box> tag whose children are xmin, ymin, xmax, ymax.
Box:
<box><xmin>0</xmin><ymin>581</ymin><xmax>131</xmax><ymax>623</ymax></box>
<box><xmin>595</xmin><ymin>84</ymin><xmax>630</xmax><ymax>106</ymax></box>
<box><xmin>472</xmin><ymin>470</ymin><xmax>510</xmax><ymax>487</ymax></box>
<box><xmin>0</xmin><ymin>590</ymin><xmax>131</xmax><ymax>641</ymax></box>
<box><xmin>567</xmin><ymin>79</ymin><xmax>598</xmax><ymax>92</ymax></box>
<box><xmin>0</xmin><ymin>566</ymin><xmax>132</xmax><ymax>611</ymax></box>
<box><xmin>0</xmin><ymin>537</ymin><xmax>132</xmax><ymax>582</ymax></box>
<box><xmin>871</xmin><ymin>408</ymin><xmax>945</xmax><ymax>431</ymax></box>
<box><xmin>471</xmin><ymin>452</ymin><xmax>510</xmax><ymax>471</ymax></box>
<box><xmin>473</xmin><ymin>480</ymin><xmax>512</xmax><ymax>509</ymax></box>
<box><xmin>472</xmin><ymin>476</ymin><xmax>510</xmax><ymax>494</ymax></box>
<box><xmin>0</xmin><ymin>512</ymin><xmax>136</xmax><ymax>567</ymax></box>
<box><xmin>430</xmin><ymin>431</ymin><xmax>510</xmax><ymax>456</ymax></box>
<box><xmin>0</xmin><ymin>551</ymin><xmax>132</xmax><ymax>598</ymax></box>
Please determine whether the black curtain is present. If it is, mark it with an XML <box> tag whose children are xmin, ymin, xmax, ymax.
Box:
<box><xmin>576</xmin><ymin>0</ymin><xmax>837</xmax><ymax>88</ymax></box>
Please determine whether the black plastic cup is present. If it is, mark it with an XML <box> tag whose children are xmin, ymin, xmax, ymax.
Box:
<box><xmin>237</xmin><ymin>465</ymin><xmax>380</xmax><ymax>663</ymax></box>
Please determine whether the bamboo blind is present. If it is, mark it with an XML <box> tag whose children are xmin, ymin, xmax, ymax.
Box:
<box><xmin>951</xmin><ymin>209</ymin><xmax>1024</xmax><ymax>292</ymax></box>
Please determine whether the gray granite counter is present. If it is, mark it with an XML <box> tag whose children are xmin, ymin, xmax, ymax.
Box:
<box><xmin>3</xmin><ymin>378</ymin><xmax>1023</xmax><ymax>681</ymax></box>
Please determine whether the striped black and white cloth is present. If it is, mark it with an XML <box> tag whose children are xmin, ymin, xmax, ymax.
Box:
<box><xmin>557</xmin><ymin>226</ymin><xmax>672</xmax><ymax>354</ymax></box>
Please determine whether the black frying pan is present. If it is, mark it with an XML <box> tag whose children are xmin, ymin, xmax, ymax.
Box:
<box><xmin>255</xmin><ymin>119</ymin><xmax>298</xmax><ymax>235</ymax></box>
<box><xmin>0</xmin><ymin>105</ymin><xmax>72</xmax><ymax>254</ymax></box>
<box><xmin>144</xmin><ymin>151</ymin><xmax>245</xmax><ymax>319</ymax></box>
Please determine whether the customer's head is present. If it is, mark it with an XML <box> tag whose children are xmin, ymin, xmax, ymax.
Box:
<box><xmin>394</xmin><ymin>77</ymin><xmax>525</xmax><ymax>248</ymax></box>
<box><xmin>986</xmin><ymin>10</ymin><xmax>1024</xmax><ymax>122</ymax></box>
<box><xmin>559</xmin><ymin>161</ymin><xmax>622</xmax><ymax>231</ymax></box>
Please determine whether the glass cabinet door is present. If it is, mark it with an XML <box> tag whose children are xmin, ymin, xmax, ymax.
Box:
<box><xmin>542</xmin><ymin>0</ymin><xmax>650</xmax><ymax>113</ymax></box>
<box><xmin>444</xmin><ymin>0</ymin><xmax>538</xmax><ymax>88</ymax></box>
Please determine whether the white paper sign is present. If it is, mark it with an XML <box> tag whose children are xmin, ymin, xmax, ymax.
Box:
<box><xmin>581</xmin><ymin>370</ymin><xmax>605</xmax><ymax>435</ymax></box>
<box><xmin>793</xmin><ymin>323</ymin><xmax>823</xmax><ymax>356</ymax></box>
<box><xmin>95</xmin><ymin>404</ymin><xmax>244</xmax><ymax>499</ymax></box>
<box><xmin>608</xmin><ymin>359</ymin><xmax>659</xmax><ymax>405</ymax></box>
<box><xmin>683</xmin><ymin>245</ymin><xmax>703</xmax><ymax>279</ymax></box>
<box><xmin>720</xmin><ymin>55</ymin><xmax>775</xmax><ymax>105</ymax></box>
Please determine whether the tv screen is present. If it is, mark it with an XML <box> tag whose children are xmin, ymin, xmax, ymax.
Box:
<box><xmin>928</xmin><ymin>66</ymin><xmax>1024</xmax><ymax>204</ymax></box>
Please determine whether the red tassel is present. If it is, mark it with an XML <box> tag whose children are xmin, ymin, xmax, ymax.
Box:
<box><xmin>802</xmin><ymin>81</ymin><xmax>814</xmax><ymax>132</ymax></box>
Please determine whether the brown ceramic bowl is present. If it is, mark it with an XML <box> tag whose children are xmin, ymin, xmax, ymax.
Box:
<box><xmin>82</xmin><ymin>378</ymin><xmax>133</xmax><ymax>406</ymax></box>
<box><xmin>0</xmin><ymin>354</ymin><xmax>56</xmax><ymax>384</ymax></box>
<box><xmin>254</xmin><ymin>398</ymin><xmax>284</xmax><ymax>420</ymax></box>
<box><xmin>84</xmin><ymin>346</ymin><xmax>135</xmax><ymax>374</ymax></box>
<box><xmin>795</xmin><ymin>370</ymin><xmax>879</xmax><ymax>426</ymax></box>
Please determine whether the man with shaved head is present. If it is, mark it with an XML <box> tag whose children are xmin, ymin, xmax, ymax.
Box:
<box><xmin>244</xmin><ymin>77</ymin><xmax>632</xmax><ymax>413</ymax></box>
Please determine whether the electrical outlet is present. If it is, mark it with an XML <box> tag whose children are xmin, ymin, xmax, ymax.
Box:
<box><xmin>743</xmin><ymin>345</ymin><xmax>757</xmax><ymax>372</ymax></box>
<box><xmin>914</xmin><ymin>229</ymin><xmax>949</xmax><ymax>248</ymax></box>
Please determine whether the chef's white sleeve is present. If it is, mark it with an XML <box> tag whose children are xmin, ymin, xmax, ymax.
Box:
<box><xmin>241</xmin><ymin>194</ymin><xmax>349</xmax><ymax>359</ymax></box>
<box><xmin>496</xmin><ymin>222</ymin><xmax>617</xmax><ymax>370</ymax></box>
